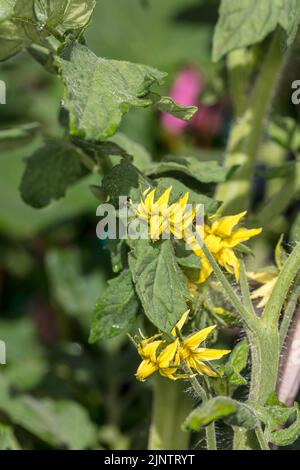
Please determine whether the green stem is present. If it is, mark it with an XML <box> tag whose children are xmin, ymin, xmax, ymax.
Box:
<box><xmin>233</xmin><ymin>327</ymin><xmax>280</xmax><ymax>450</ymax></box>
<box><xmin>239</xmin><ymin>260</ymin><xmax>256</xmax><ymax>316</ymax></box>
<box><xmin>176</xmin><ymin>328</ymin><xmax>217</xmax><ymax>450</ymax></box>
<box><xmin>255</xmin><ymin>426</ymin><xmax>270</xmax><ymax>451</ymax></box>
<box><xmin>79</xmin><ymin>151</ymin><xmax>101</xmax><ymax>173</ymax></box>
<box><xmin>148</xmin><ymin>376</ymin><xmax>191</xmax><ymax>450</ymax></box>
<box><xmin>248</xmin><ymin>326</ymin><xmax>280</xmax><ymax>403</ymax></box>
<box><xmin>200</xmin><ymin>243</ymin><xmax>258</xmax><ymax>332</ymax></box>
<box><xmin>182</xmin><ymin>362</ymin><xmax>217</xmax><ymax>450</ymax></box>
<box><xmin>206</xmin><ymin>422</ymin><xmax>217</xmax><ymax>451</ymax></box>
<box><xmin>227</xmin><ymin>48</ymin><xmax>254</xmax><ymax>118</ymax></box>
<box><xmin>263</xmin><ymin>242</ymin><xmax>300</xmax><ymax>325</ymax></box>
<box><xmin>279</xmin><ymin>275</ymin><xmax>300</xmax><ymax>350</ymax></box>
<box><xmin>216</xmin><ymin>29</ymin><xmax>287</xmax><ymax>213</ymax></box>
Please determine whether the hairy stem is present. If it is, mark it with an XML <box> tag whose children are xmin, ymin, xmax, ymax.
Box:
<box><xmin>255</xmin><ymin>426</ymin><xmax>270</xmax><ymax>451</ymax></box>
<box><xmin>216</xmin><ymin>29</ymin><xmax>287</xmax><ymax>213</ymax></box>
<box><xmin>263</xmin><ymin>242</ymin><xmax>300</xmax><ymax>325</ymax></box>
<box><xmin>200</xmin><ymin>243</ymin><xmax>258</xmax><ymax>332</ymax></box>
<box><xmin>279</xmin><ymin>276</ymin><xmax>300</xmax><ymax>350</ymax></box>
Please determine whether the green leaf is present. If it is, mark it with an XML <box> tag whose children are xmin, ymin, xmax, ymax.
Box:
<box><xmin>228</xmin><ymin>339</ymin><xmax>249</xmax><ymax>373</ymax></box>
<box><xmin>0</xmin><ymin>317</ymin><xmax>47</xmax><ymax>390</ymax></box>
<box><xmin>151</xmin><ymin>95</ymin><xmax>197</xmax><ymax>121</ymax></box>
<box><xmin>12</xmin><ymin>0</ymin><xmax>46</xmax><ymax>44</ymax></box>
<box><xmin>248</xmin><ymin>394</ymin><xmax>300</xmax><ymax>446</ymax></box>
<box><xmin>249</xmin><ymin>393</ymin><xmax>298</xmax><ymax>431</ymax></box>
<box><xmin>100</xmin><ymin>158</ymin><xmax>150</xmax><ymax>206</ymax></box>
<box><xmin>0</xmin><ymin>1</ymin><xmax>17</xmax><ymax>22</ymax></box>
<box><xmin>0</xmin><ymin>19</ymin><xmax>26</xmax><ymax>60</ymax></box>
<box><xmin>57</xmin><ymin>43</ymin><xmax>164</xmax><ymax>141</ymax></box>
<box><xmin>147</xmin><ymin>156</ymin><xmax>235</xmax><ymax>184</ymax></box>
<box><xmin>38</xmin><ymin>0</ymin><xmax>96</xmax><ymax>32</ymax></box>
<box><xmin>20</xmin><ymin>139</ymin><xmax>86</xmax><ymax>208</ymax></box>
<box><xmin>279</xmin><ymin>0</ymin><xmax>300</xmax><ymax>47</ymax></box>
<box><xmin>0</xmin><ymin>0</ymin><xmax>96</xmax><ymax>61</ymax></box>
<box><xmin>269</xmin><ymin>417</ymin><xmax>300</xmax><ymax>446</ymax></box>
<box><xmin>175</xmin><ymin>246</ymin><xmax>201</xmax><ymax>271</ymax></box>
<box><xmin>89</xmin><ymin>269</ymin><xmax>139</xmax><ymax>343</ymax></box>
<box><xmin>4</xmin><ymin>396</ymin><xmax>97</xmax><ymax>449</ymax></box>
<box><xmin>154</xmin><ymin>177</ymin><xmax>220</xmax><ymax>215</ymax></box>
<box><xmin>0</xmin><ymin>0</ymin><xmax>47</xmax><ymax>61</ymax></box>
<box><xmin>213</xmin><ymin>0</ymin><xmax>282</xmax><ymax>62</ymax></box>
<box><xmin>129</xmin><ymin>239</ymin><xmax>189</xmax><ymax>332</ymax></box>
<box><xmin>222</xmin><ymin>339</ymin><xmax>249</xmax><ymax>386</ymax></box>
<box><xmin>0</xmin><ymin>424</ymin><xmax>20</xmax><ymax>450</ymax></box>
<box><xmin>184</xmin><ymin>397</ymin><xmax>259</xmax><ymax>431</ymax></box>
<box><xmin>57</xmin><ymin>43</ymin><xmax>194</xmax><ymax>141</ymax></box>
<box><xmin>46</xmin><ymin>248</ymin><xmax>107</xmax><ymax>327</ymax></box>
<box><xmin>0</xmin><ymin>140</ymin><xmax>98</xmax><ymax>239</ymax></box>
<box><xmin>275</xmin><ymin>234</ymin><xmax>288</xmax><ymax>269</ymax></box>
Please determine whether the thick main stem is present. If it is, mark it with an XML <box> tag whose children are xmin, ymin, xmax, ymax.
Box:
<box><xmin>248</xmin><ymin>325</ymin><xmax>280</xmax><ymax>403</ymax></box>
<box><xmin>148</xmin><ymin>376</ymin><xmax>191</xmax><ymax>450</ymax></box>
<box><xmin>233</xmin><ymin>324</ymin><xmax>280</xmax><ymax>450</ymax></box>
<box><xmin>216</xmin><ymin>29</ymin><xmax>287</xmax><ymax>214</ymax></box>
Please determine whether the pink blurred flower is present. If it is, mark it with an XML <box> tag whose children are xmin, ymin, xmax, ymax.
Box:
<box><xmin>161</xmin><ymin>67</ymin><xmax>224</xmax><ymax>141</ymax></box>
<box><xmin>161</xmin><ymin>68</ymin><xmax>202</xmax><ymax>135</ymax></box>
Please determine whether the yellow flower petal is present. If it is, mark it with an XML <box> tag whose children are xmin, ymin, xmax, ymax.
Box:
<box><xmin>183</xmin><ymin>325</ymin><xmax>216</xmax><ymax>350</ymax></box>
<box><xmin>205</xmin><ymin>233</ymin><xmax>223</xmax><ymax>254</ymax></box>
<box><xmin>155</xmin><ymin>186</ymin><xmax>172</xmax><ymax>207</ymax></box>
<box><xmin>178</xmin><ymin>192</ymin><xmax>189</xmax><ymax>208</ymax></box>
<box><xmin>196</xmin><ymin>253</ymin><xmax>213</xmax><ymax>284</ymax></box>
<box><xmin>159</xmin><ymin>367</ymin><xmax>178</xmax><ymax>381</ymax></box>
<box><xmin>217</xmin><ymin>247</ymin><xmax>240</xmax><ymax>281</ymax></box>
<box><xmin>144</xmin><ymin>188</ymin><xmax>156</xmax><ymax>213</ymax></box>
<box><xmin>194</xmin><ymin>361</ymin><xmax>219</xmax><ymax>377</ymax></box>
<box><xmin>135</xmin><ymin>359</ymin><xmax>158</xmax><ymax>381</ymax></box>
<box><xmin>171</xmin><ymin>310</ymin><xmax>190</xmax><ymax>336</ymax></box>
<box><xmin>158</xmin><ymin>339</ymin><xmax>179</xmax><ymax>368</ymax></box>
<box><xmin>250</xmin><ymin>277</ymin><xmax>277</xmax><ymax>308</ymax></box>
<box><xmin>224</xmin><ymin>227</ymin><xmax>262</xmax><ymax>248</ymax></box>
<box><xmin>212</xmin><ymin>211</ymin><xmax>247</xmax><ymax>237</ymax></box>
<box><xmin>138</xmin><ymin>340</ymin><xmax>163</xmax><ymax>362</ymax></box>
<box><xmin>195</xmin><ymin>348</ymin><xmax>231</xmax><ymax>361</ymax></box>
<box><xmin>247</xmin><ymin>271</ymin><xmax>278</xmax><ymax>284</ymax></box>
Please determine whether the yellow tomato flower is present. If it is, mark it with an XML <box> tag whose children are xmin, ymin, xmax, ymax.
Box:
<box><xmin>135</xmin><ymin>311</ymin><xmax>230</xmax><ymax>381</ymax></box>
<box><xmin>135</xmin><ymin>336</ymin><xmax>180</xmax><ymax>381</ymax></box>
<box><xmin>187</xmin><ymin>211</ymin><xmax>262</xmax><ymax>283</ymax></box>
<box><xmin>247</xmin><ymin>271</ymin><xmax>278</xmax><ymax>308</ymax></box>
<box><xmin>172</xmin><ymin>310</ymin><xmax>231</xmax><ymax>378</ymax></box>
<box><xmin>135</xmin><ymin>186</ymin><xmax>195</xmax><ymax>240</ymax></box>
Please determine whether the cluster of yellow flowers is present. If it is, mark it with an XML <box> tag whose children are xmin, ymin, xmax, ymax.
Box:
<box><xmin>135</xmin><ymin>310</ymin><xmax>230</xmax><ymax>381</ymax></box>
<box><xmin>133</xmin><ymin>187</ymin><xmax>265</xmax><ymax>382</ymax></box>
<box><xmin>135</xmin><ymin>186</ymin><xmax>262</xmax><ymax>283</ymax></box>
<box><xmin>135</xmin><ymin>186</ymin><xmax>195</xmax><ymax>240</ymax></box>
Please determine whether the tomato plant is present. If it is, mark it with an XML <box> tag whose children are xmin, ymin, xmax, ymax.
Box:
<box><xmin>0</xmin><ymin>0</ymin><xmax>300</xmax><ymax>451</ymax></box>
